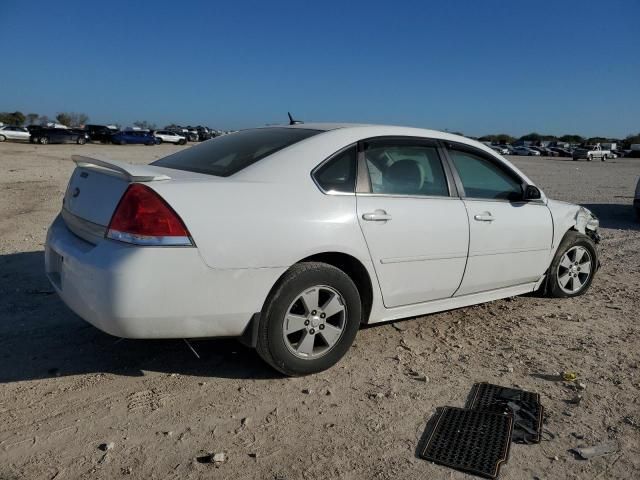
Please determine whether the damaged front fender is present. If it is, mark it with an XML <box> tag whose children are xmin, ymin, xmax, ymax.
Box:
<box><xmin>575</xmin><ymin>206</ymin><xmax>601</xmax><ymax>243</ymax></box>
<box><xmin>547</xmin><ymin>199</ymin><xmax>601</xmax><ymax>250</ymax></box>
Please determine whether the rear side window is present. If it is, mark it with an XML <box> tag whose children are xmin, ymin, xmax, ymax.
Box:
<box><xmin>153</xmin><ymin>127</ymin><xmax>321</xmax><ymax>177</ymax></box>
<box><xmin>364</xmin><ymin>142</ymin><xmax>449</xmax><ymax>197</ymax></box>
<box><xmin>313</xmin><ymin>146</ymin><xmax>357</xmax><ymax>193</ymax></box>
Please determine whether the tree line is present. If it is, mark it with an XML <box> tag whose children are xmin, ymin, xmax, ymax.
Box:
<box><xmin>0</xmin><ymin>111</ymin><xmax>90</xmax><ymax>128</ymax></box>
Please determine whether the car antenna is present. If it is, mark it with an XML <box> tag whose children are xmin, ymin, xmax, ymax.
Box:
<box><xmin>288</xmin><ymin>112</ymin><xmax>303</xmax><ymax>125</ymax></box>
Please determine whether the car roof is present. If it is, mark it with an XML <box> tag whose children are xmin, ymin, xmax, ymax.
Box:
<box><xmin>273</xmin><ymin>122</ymin><xmax>478</xmax><ymax>145</ymax></box>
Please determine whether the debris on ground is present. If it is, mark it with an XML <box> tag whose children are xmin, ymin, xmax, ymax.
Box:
<box><xmin>98</xmin><ymin>442</ymin><xmax>114</xmax><ymax>451</ymax></box>
<box><xmin>570</xmin><ymin>442</ymin><xmax>619</xmax><ymax>460</ymax></box>
<box><xmin>568</xmin><ymin>394</ymin><xmax>583</xmax><ymax>405</ymax></box>
<box><xmin>212</xmin><ymin>452</ymin><xmax>226</xmax><ymax>464</ymax></box>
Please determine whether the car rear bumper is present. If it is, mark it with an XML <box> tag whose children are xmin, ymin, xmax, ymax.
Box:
<box><xmin>45</xmin><ymin>215</ymin><xmax>285</xmax><ymax>339</ymax></box>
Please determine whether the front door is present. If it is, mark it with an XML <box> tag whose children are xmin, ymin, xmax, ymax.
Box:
<box><xmin>445</xmin><ymin>146</ymin><xmax>553</xmax><ymax>296</ymax></box>
<box><xmin>356</xmin><ymin>139</ymin><xmax>469</xmax><ymax>308</ymax></box>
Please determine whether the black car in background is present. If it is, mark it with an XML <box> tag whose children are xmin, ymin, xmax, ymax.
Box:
<box><xmin>86</xmin><ymin>124</ymin><xmax>117</xmax><ymax>143</ymax></box>
<box><xmin>549</xmin><ymin>147</ymin><xmax>573</xmax><ymax>157</ymax></box>
<box><xmin>27</xmin><ymin>125</ymin><xmax>45</xmax><ymax>143</ymax></box>
<box><xmin>31</xmin><ymin>128</ymin><xmax>88</xmax><ymax>145</ymax></box>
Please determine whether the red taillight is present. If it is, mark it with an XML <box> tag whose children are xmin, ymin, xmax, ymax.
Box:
<box><xmin>106</xmin><ymin>184</ymin><xmax>193</xmax><ymax>246</ymax></box>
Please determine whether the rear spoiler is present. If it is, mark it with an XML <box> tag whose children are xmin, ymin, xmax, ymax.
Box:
<box><xmin>72</xmin><ymin>155</ymin><xmax>171</xmax><ymax>182</ymax></box>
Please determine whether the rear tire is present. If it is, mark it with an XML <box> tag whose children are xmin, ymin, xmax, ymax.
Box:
<box><xmin>40</xmin><ymin>137</ymin><xmax>49</xmax><ymax>145</ymax></box>
<box><xmin>547</xmin><ymin>231</ymin><xmax>597</xmax><ymax>298</ymax></box>
<box><xmin>601</xmin><ymin>155</ymin><xmax>607</xmax><ymax>162</ymax></box>
<box><xmin>77</xmin><ymin>137</ymin><xmax>86</xmax><ymax>145</ymax></box>
<box><xmin>256</xmin><ymin>262</ymin><xmax>362</xmax><ymax>376</ymax></box>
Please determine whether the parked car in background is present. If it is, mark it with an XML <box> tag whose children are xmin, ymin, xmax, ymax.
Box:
<box><xmin>611</xmin><ymin>150</ymin><xmax>626</xmax><ymax>158</ymax></box>
<box><xmin>513</xmin><ymin>146</ymin><xmax>540</xmax><ymax>156</ymax></box>
<box><xmin>45</xmin><ymin>123</ymin><xmax>600</xmax><ymax>375</ymax></box>
<box><xmin>572</xmin><ymin>144</ymin><xmax>610</xmax><ymax>161</ymax></box>
<box><xmin>187</xmin><ymin>130</ymin><xmax>199</xmax><ymax>142</ymax></box>
<box><xmin>86</xmin><ymin>124</ymin><xmax>117</xmax><ymax>143</ymax></box>
<box><xmin>528</xmin><ymin>146</ymin><xmax>544</xmax><ymax>155</ymax></box>
<box><xmin>32</xmin><ymin>128</ymin><xmax>88</xmax><ymax>145</ymax></box>
<box><xmin>549</xmin><ymin>147</ymin><xmax>573</xmax><ymax>157</ymax></box>
<box><xmin>538</xmin><ymin>147</ymin><xmax>559</xmax><ymax>157</ymax></box>
<box><xmin>0</xmin><ymin>126</ymin><xmax>31</xmax><ymax>142</ymax></box>
<box><xmin>111</xmin><ymin>130</ymin><xmax>158</xmax><ymax>145</ymax></box>
<box><xmin>154</xmin><ymin>130</ymin><xmax>187</xmax><ymax>145</ymax></box>
<box><xmin>196</xmin><ymin>127</ymin><xmax>212</xmax><ymax>142</ymax></box>
<box><xmin>490</xmin><ymin>145</ymin><xmax>510</xmax><ymax>155</ymax></box>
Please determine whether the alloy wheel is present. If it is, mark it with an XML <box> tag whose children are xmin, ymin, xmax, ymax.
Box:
<box><xmin>557</xmin><ymin>246</ymin><xmax>592</xmax><ymax>294</ymax></box>
<box><xmin>282</xmin><ymin>285</ymin><xmax>347</xmax><ymax>359</ymax></box>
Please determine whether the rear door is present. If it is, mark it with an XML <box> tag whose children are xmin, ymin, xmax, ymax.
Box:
<box><xmin>444</xmin><ymin>144</ymin><xmax>553</xmax><ymax>295</ymax></box>
<box><xmin>356</xmin><ymin>138</ymin><xmax>469</xmax><ymax>308</ymax></box>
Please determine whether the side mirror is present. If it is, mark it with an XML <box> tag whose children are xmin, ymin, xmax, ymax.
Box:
<box><xmin>524</xmin><ymin>185</ymin><xmax>541</xmax><ymax>201</ymax></box>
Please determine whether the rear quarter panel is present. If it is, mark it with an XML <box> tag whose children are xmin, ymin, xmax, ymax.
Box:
<box><xmin>150</xmin><ymin>179</ymin><xmax>372</xmax><ymax>270</ymax></box>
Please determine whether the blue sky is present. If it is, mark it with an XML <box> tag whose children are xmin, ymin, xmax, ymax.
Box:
<box><xmin>1</xmin><ymin>0</ymin><xmax>638</xmax><ymax>137</ymax></box>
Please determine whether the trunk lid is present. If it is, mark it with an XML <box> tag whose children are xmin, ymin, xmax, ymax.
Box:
<box><xmin>62</xmin><ymin>156</ymin><xmax>181</xmax><ymax>243</ymax></box>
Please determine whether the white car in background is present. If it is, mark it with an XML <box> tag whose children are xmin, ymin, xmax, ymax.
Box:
<box><xmin>490</xmin><ymin>145</ymin><xmax>510</xmax><ymax>155</ymax></box>
<box><xmin>0</xmin><ymin>126</ymin><xmax>31</xmax><ymax>142</ymax></box>
<box><xmin>45</xmin><ymin>124</ymin><xmax>600</xmax><ymax>375</ymax></box>
<box><xmin>154</xmin><ymin>130</ymin><xmax>186</xmax><ymax>145</ymax></box>
<box><xmin>513</xmin><ymin>146</ymin><xmax>540</xmax><ymax>156</ymax></box>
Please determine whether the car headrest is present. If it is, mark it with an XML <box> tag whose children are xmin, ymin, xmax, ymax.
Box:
<box><xmin>384</xmin><ymin>159</ymin><xmax>424</xmax><ymax>193</ymax></box>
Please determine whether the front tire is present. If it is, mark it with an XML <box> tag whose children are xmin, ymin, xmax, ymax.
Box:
<box><xmin>547</xmin><ymin>231</ymin><xmax>597</xmax><ymax>298</ymax></box>
<box><xmin>40</xmin><ymin>137</ymin><xmax>49</xmax><ymax>145</ymax></box>
<box><xmin>77</xmin><ymin>137</ymin><xmax>86</xmax><ymax>145</ymax></box>
<box><xmin>0</xmin><ymin>135</ymin><xmax>6</xmax><ymax>142</ymax></box>
<box><xmin>256</xmin><ymin>262</ymin><xmax>362</xmax><ymax>376</ymax></box>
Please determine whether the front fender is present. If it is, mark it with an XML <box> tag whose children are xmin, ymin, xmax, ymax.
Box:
<box><xmin>547</xmin><ymin>199</ymin><xmax>600</xmax><ymax>253</ymax></box>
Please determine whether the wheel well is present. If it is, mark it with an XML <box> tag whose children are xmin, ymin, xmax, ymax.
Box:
<box><xmin>299</xmin><ymin>252</ymin><xmax>374</xmax><ymax>324</ymax></box>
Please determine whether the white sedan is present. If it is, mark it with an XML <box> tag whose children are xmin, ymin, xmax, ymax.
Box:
<box><xmin>45</xmin><ymin>124</ymin><xmax>600</xmax><ymax>375</ymax></box>
<box><xmin>154</xmin><ymin>130</ymin><xmax>186</xmax><ymax>145</ymax></box>
<box><xmin>0</xmin><ymin>125</ymin><xmax>31</xmax><ymax>142</ymax></box>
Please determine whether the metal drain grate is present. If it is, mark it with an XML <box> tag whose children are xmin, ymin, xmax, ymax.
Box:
<box><xmin>467</xmin><ymin>383</ymin><xmax>543</xmax><ymax>444</ymax></box>
<box><xmin>419</xmin><ymin>406</ymin><xmax>513</xmax><ymax>479</ymax></box>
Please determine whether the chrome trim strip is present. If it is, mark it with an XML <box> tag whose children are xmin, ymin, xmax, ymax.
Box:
<box><xmin>61</xmin><ymin>208</ymin><xmax>106</xmax><ymax>245</ymax></box>
<box><xmin>356</xmin><ymin>193</ymin><xmax>459</xmax><ymax>201</ymax></box>
<box><xmin>468</xmin><ymin>247</ymin><xmax>550</xmax><ymax>257</ymax></box>
<box><xmin>380</xmin><ymin>252</ymin><xmax>468</xmax><ymax>264</ymax></box>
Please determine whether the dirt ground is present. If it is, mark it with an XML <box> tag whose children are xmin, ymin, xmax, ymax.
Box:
<box><xmin>1</xmin><ymin>141</ymin><xmax>639</xmax><ymax>480</ymax></box>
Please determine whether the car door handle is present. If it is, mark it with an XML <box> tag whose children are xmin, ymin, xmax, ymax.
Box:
<box><xmin>362</xmin><ymin>210</ymin><xmax>392</xmax><ymax>222</ymax></box>
<box><xmin>474</xmin><ymin>213</ymin><xmax>495</xmax><ymax>222</ymax></box>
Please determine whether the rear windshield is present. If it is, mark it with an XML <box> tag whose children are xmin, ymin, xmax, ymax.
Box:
<box><xmin>152</xmin><ymin>127</ymin><xmax>321</xmax><ymax>177</ymax></box>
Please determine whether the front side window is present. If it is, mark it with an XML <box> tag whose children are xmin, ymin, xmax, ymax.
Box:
<box><xmin>312</xmin><ymin>146</ymin><xmax>357</xmax><ymax>193</ymax></box>
<box><xmin>153</xmin><ymin>127</ymin><xmax>321</xmax><ymax>177</ymax></box>
<box><xmin>364</xmin><ymin>142</ymin><xmax>449</xmax><ymax>196</ymax></box>
<box><xmin>448</xmin><ymin>149</ymin><xmax>522</xmax><ymax>200</ymax></box>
